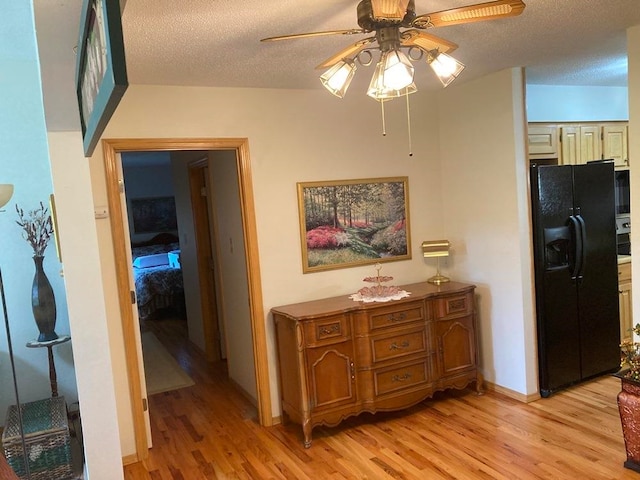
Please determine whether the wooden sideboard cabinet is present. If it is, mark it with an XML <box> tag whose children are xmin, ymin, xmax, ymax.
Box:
<box><xmin>272</xmin><ymin>281</ymin><xmax>481</xmax><ymax>447</ymax></box>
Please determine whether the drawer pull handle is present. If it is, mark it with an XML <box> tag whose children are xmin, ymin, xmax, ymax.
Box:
<box><xmin>392</xmin><ymin>373</ymin><xmax>412</xmax><ymax>382</ymax></box>
<box><xmin>387</xmin><ymin>312</ymin><xmax>407</xmax><ymax>322</ymax></box>
<box><xmin>319</xmin><ymin>324</ymin><xmax>340</xmax><ymax>336</ymax></box>
<box><xmin>389</xmin><ymin>341</ymin><xmax>410</xmax><ymax>351</ymax></box>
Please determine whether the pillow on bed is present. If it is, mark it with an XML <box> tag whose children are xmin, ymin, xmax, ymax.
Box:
<box><xmin>133</xmin><ymin>253</ymin><xmax>169</xmax><ymax>268</ymax></box>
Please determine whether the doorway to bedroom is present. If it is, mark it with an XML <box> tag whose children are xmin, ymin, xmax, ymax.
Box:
<box><xmin>102</xmin><ymin>138</ymin><xmax>270</xmax><ymax>462</ymax></box>
<box><xmin>121</xmin><ymin>151</ymin><xmax>219</xmax><ymax>396</ymax></box>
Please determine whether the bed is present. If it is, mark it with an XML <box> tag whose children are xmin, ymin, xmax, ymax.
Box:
<box><xmin>131</xmin><ymin>233</ymin><xmax>185</xmax><ymax>321</ymax></box>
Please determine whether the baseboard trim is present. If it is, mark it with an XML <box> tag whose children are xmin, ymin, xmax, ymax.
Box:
<box><xmin>484</xmin><ymin>381</ymin><xmax>540</xmax><ymax>403</ymax></box>
<box><xmin>122</xmin><ymin>453</ymin><xmax>139</xmax><ymax>466</ymax></box>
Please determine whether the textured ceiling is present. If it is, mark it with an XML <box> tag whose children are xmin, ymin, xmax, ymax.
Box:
<box><xmin>34</xmin><ymin>0</ymin><xmax>640</xmax><ymax>131</ymax></box>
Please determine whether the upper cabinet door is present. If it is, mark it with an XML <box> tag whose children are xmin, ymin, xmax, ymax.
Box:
<box><xmin>528</xmin><ymin>125</ymin><xmax>558</xmax><ymax>160</ymax></box>
<box><xmin>579</xmin><ymin>126</ymin><xmax>602</xmax><ymax>163</ymax></box>
<box><xmin>603</xmin><ymin>124</ymin><xmax>629</xmax><ymax>167</ymax></box>
<box><xmin>560</xmin><ymin>126</ymin><xmax>580</xmax><ymax>165</ymax></box>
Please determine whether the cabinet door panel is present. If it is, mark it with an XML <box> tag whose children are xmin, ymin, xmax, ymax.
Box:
<box><xmin>436</xmin><ymin>317</ymin><xmax>475</xmax><ymax>375</ymax></box>
<box><xmin>580</xmin><ymin>126</ymin><xmax>602</xmax><ymax>163</ymax></box>
<box><xmin>528</xmin><ymin>125</ymin><xmax>558</xmax><ymax>159</ymax></box>
<box><xmin>560</xmin><ymin>126</ymin><xmax>580</xmax><ymax>165</ymax></box>
<box><xmin>603</xmin><ymin>125</ymin><xmax>628</xmax><ymax>167</ymax></box>
<box><xmin>619</xmin><ymin>263</ymin><xmax>632</xmax><ymax>342</ymax></box>
<box><xmin>307</xmin><ymin>342</ymin><xmax>355</xmax><ymax>408</ymax></box>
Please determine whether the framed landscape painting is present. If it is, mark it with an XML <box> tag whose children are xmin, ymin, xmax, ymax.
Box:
<box><xmin>297</xmin><ymin>177</ymin><xmax>411</xmax><ymax>273</ymax></box>
<box><xmin>131</xmin><ymin>197</ymin><xmax>177</xmax><ymax>234</ymax></box>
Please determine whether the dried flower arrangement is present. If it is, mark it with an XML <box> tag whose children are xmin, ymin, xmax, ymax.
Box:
<box><xmin>15</xmin><ymin>202</ymin><xmax>54</xmax><ymax>257</ymax></box>
<box><xmin>620</xmin><ymin>323</ymin><xmax>640</xmax><ymax>382</ymax></box>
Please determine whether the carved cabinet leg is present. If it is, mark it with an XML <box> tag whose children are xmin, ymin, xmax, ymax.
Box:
<box><xmin>302</xmin><ymin>420</ymin><xmax>312</xmax><ymax>448</ymax></box>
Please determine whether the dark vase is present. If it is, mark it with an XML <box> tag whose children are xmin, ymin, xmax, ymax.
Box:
<box><xmin>616</xmin><ymin>372</ymin><xmax>640</xmax><ymax>472</ymax></box>
<box><xmin>31</xmin><ymin>255</ymin><xmax>58</xmax><ymax>342</ymax></box>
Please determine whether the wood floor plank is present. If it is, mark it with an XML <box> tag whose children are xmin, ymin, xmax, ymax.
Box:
<box><xmin>124</xmin><ymin>316</ymin><xmax>639</xmax><ymax>480</ymax></box>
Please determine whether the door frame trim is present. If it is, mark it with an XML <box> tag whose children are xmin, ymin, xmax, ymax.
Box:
<box><xmin>101</xmin><ymin>138</ymin><xmax>271</xmax><ymax>462</ymax></box>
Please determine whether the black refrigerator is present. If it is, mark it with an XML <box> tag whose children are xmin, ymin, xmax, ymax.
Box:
<box><xmin>530</xmin><ymin>162</ymin><xmax>620</xmax><ymax>397</ymax></box>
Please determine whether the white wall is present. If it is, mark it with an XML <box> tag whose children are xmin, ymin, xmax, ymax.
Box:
<box><xmin>629</xmin><ymin>26</ymin><xmax>640</xmax><ymax>326</ymax></box>
<box><xmin>87</xmin><ymin>84</ymin><xmax>445</xmax><ymax>455</ymax></box>
<box><xmin>209</xmin><ymin>150</ymin><xmax>256</xmax><ymax>399</ymax></box>
<box><xmin>48</xmin><ymin>132</ymin><xmax>124</xmax><ymax>479</ymax></box>
<box><xmin>526</xmin><ymin>84</ymin><xmax>629</xmax><ymax>122</ymax></box>
<box><xmin>438</xmin><ymin>69</ymin><xmax>537</xmax><ymax>396</ymax></box>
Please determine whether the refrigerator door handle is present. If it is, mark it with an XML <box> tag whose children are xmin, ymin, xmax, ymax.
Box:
<box><xmin>575</xmin><ymin>214</ymin><xmax>587</xmax><ymax>280</ymax></box>
<box><xmin>568</xmin><ymin>215</ymin><xmax>584</xmax><ymax>281</ymax></box>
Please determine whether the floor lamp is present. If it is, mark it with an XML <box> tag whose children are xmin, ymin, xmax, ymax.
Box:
<box><xmin>0</xmin><ymin>184</ymin><xmax>31</xmax><ymax>478</ymax></box>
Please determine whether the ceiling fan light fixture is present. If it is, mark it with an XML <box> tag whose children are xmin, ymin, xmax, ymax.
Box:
<box><xmin>320</xmin><ymin>59</ymin><xmax>357</xmax><ymax>98</ymax></box>
<box><xmin>381</xmin><ymin>49</ymin><xmax>414</xmax><ymax>91</ymax></box>
<box><xmin>428</xmin><ymin>50</ymin><xmax>465</xmax><ymax>87</ymax></box>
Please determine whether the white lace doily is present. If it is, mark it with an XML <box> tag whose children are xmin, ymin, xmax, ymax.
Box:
<box><xmin>349</xmin><ymin>288</ymin><xmax>411</xmax><ymax>303</ymax></box>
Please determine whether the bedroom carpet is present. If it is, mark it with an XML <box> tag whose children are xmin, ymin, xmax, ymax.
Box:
<box><xmin>142</xmin><ymin>331</ymin><xmax>195</xmax><ymax>395</ymax></box>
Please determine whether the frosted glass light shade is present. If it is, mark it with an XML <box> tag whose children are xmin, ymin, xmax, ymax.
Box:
<box><xmin>428</xmin><ymin>51</ymin><xmax>465</xmax><ymax>87</ymax></box>
<box><xmin>320</xmin><ymin>59</ymin><xmax>357</xmax><ymax>98</ymax></box>
<box><xmin>367</xmin><ymin>59</ymin><xmax>417</xmax><ymax>100</ymax></box>
<box><xmin>0</xmin><ymin>184</ymin><xmax>14</xmax><ymax>208</ymax></box>
<box><xmin>381</xmin><ymin>50</ymin><xmax>414</xmax><ymax>91</ymax></box>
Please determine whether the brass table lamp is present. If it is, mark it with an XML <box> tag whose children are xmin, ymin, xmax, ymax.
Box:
<box><xmin>422</xmin><ymin>240</ymin><xmax>450</xmax><ymax>285</ymax></box>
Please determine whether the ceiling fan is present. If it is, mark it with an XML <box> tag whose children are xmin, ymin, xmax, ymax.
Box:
<box><xmin>261</xmin><ymin>0</ymin><xmax>526</xmax><ymax>96</ymax></box>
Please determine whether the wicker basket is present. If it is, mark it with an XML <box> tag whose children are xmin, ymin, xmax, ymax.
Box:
<box><xmin>2</xmin><ymin>397</ymin><xmax>73</xmax><ymax>480</ymax></box>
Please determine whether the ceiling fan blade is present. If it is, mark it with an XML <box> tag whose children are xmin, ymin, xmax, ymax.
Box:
<box><xmin>261</xmin><ymin>29</ymin><xmax>366</xmax><ymax>42</ymax></box>
<box><xmin>412</xmin><ymin>0</ymin><xmax>525</xmax><ymax>29</ymax></box>
<box><xmin>315</xmin><ymin>37</ymin><xmax>377</xmax><ymax>70</ymax></box>
<box><xmin>370</xmin><ymin>0</ymin><xmax>411</xmax><ymax>20</ymax></box>
<box><xmin>401</xmin><ymin>30</ymin><xmax>458</xmax><ymax>54</ymax></box>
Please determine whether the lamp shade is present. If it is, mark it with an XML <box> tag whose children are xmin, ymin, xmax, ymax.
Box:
<box><xmin>0</xmin><ymin>184</ymin><xmax>14</xmax><ymax>209</ymax></box>
<box><xmin>381</xmin><ymin>50</ymin><xmax>414</xmax><ymax>91</ymax></box>
<box><xmin>428</xmin><ymin>51</ymin><xmax>465</xmax><ymax>87</ymax></box>
<box><xmin>422</xmin><ymin>239</ymin><xmax>450</xmax><ymax>257</ymax></box>
<box><xmin>367</xmin><ymin>60</ymin><xmax>417</xmax><ymax>100</ymax></box>
<box><xmin>320</xmin><ymin>59</ymin><xmax>357</xmax><ymax>98</ymax></box>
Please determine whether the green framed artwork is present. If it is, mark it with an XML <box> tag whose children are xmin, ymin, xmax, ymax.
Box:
<box><xmin>297</xmin><ymin>177</ymin><xmax>411</xmax><ymax>273</ymax></box>
<box><xmin>75</xmin><ymin>0</ymin><xmax>128</xmax><ymax>157</ymax></box>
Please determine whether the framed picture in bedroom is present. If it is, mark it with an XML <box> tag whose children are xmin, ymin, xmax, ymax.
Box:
<box><xmin>297</xmin><ymin>177</ymin><xmax>411</xmax><ymax>273</ymax></box>
<box><xmin>75</xmin><ymin>0</ymin><xmax>128</xmax><ymax>157</ymax></box>
<box><xmin>130</xmin><ymin>197</ymin><xmax>178</xmax><ymax>234</ymax></box>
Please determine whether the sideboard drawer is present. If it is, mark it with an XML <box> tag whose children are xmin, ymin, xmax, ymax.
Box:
<box><xmin>367</xmin><ymin>302</ymin><xmax>425</xmax><ymax>331</ymax></box>
<box><xmin>303</xmin><ymin>315</ymin><xmax>350</xmax><ymax>347</ymax></box>
<box><xmin>373</xmin><ymin>359</ymin><xmax>431</xmax><ymax>397</ymax></box>
<box><xmin>434</xmin><ymin>293</ymin><xmax>473</xmax><ymax>319</ymax></box>
<box><xmin>371</xmin><ymin>328</ymin><xmax>428</xmax><ymax>364</ymax></box>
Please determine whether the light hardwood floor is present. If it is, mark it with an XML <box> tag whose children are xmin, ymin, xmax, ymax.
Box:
<box><xmin>126</xmin><ymin>317</ymin><xmax>636</xmax><ymax>480</ymax></box>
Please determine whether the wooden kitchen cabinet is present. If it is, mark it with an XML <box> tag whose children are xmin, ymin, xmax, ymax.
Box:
<box><xmin>603</xmin><ymin>124</ymin><xmax>629</xmax><ymax>167</ymax></box>
<box><xmin>528</xmin><ymin>124</ymin><xmax>558</xmax><ymax>160</ymax></box>
<box><xmin>619</xmin><ymin>262</ymin><xmax>633</xmax><ymax>342</ymax></box>
<box><xmin>530</xmin><ymin>122</ymin><xmax>629</xmax><ymax>166</ymax></box>
<box><xmin>272</xmin><ymin>281</ymin><xmax>480</xmax><ymax>447</ymax></box>
<box><xmin>559</xmin><ymin>125</ymin><xmax>601</xmax><ymax>165</ymax></box>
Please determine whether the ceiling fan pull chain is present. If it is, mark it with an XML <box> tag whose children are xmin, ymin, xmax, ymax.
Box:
<box><xmin>405</xmin><ymin>91</ymin><xmax>413</xmax><ymax>157</ymax></box>
<box><xmin>381</xmin><ymin>100</ymin><xmax>387</xmax><ymax>136</ymax></box>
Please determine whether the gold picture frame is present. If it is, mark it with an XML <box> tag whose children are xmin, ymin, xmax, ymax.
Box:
<box><xmin>297</xmin><ymin>177</ymin><xmax>411</xmax><ymax>273</ymax></box>
<box><xmin>49</xmin><ymin>194</ymin><xmax>62</xmax><ymax>262</ymax></box>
